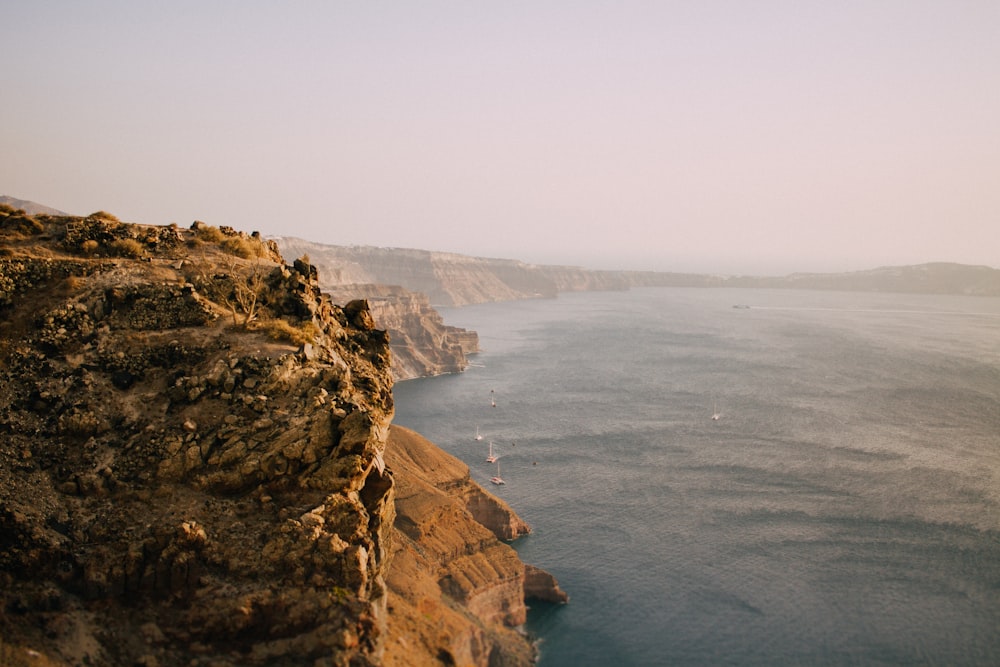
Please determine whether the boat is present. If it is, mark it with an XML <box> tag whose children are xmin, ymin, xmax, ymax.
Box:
<box><xmin>474</xmin><ymin>425</ymin><xmax>483</xmax><ymax>441</ymax></box>
<box><xmin>486</xmin><ymin>441</ymin><xmax>498</xmax><ymax>463</ymax></box>
<box><xmin>490</xmin><ymin>460</ymin><xmax>505</xmax><ymax>485</ymax></box>
<box><xmin>490</xmin><ymin>389</ymin><xmax>496</xmax><ymax>408</ymax></box>
<box><xmin>712</xmin><ymin>400</ymin><xmax>721</xmax><ymax>421</ymax></box>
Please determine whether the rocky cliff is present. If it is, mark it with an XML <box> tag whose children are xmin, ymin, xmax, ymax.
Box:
<box><xmin>273</xmin><ymin>239</ymin><xmax>736</xmax><ymax>308</ymax></box>
<box><xmin>381</xmin><ymin>426</ymin><xmax>565</xmax><ymax>667</ymax></box>
<box><xmin>323</xmin><ymin>284</ymin><xmax>479</xmax><ymax>382</ymax></box>
<box><xmin>275</xmin><ymin>240</ymin><xmax>561</xmax><ymax>307</ymax></box>
<box><xmin>277</xmin><ymin>237</ymin><xmax>1000</xmax><ymax>303</ymax></box>
<box><xmin>0</xmin><ymin>208</ymin><xmax>560</xmax><ymax>666</ymax></box>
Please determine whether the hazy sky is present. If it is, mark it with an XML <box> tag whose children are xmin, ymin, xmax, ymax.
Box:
<box><xmin>2</xmin><ymin>1</ymin><xmax>998</xmax><ymax>274</ymax></box>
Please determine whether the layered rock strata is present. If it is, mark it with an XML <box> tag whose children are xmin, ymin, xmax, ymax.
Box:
<box><xmin>277</xmin><ymin>237</ymin><xmax>1000</xmax><ymax>300</ymax></box>
<box><xmin>275</xmin><ymin>238</ymin><xmax>726</xmax><ymax>308</ymax></box>
<box><xmin>324</xmin><ymin>283</ymin><xmax>479</xmax><ymax>382</ymax></box>
<box><xmin>381</xmin><ymin>426</ymin><xmax>566</xmax><ymax>667</ymax></box>
<box><xmin>275</xmin><ymin>240</ymin><xmax>559</xmax><ymax>307</ymax></box>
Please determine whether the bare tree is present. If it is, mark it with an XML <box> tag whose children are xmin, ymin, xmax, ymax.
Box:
<box><xmin>192</xmin><ymin>252</ymin><xmax>269</xmax><ymax>328</ymax></box>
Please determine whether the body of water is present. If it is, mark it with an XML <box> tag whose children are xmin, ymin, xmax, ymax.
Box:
<box><xmin>392</xmin><ymin>288</ymin><xmax>1000</xmax><ymax>666</ymax></box>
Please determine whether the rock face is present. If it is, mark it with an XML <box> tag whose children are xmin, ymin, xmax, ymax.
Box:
<box><xmin>0</xmin><ymin>209</ymin><xmax>564</xmax><ymax>666</ymax></box>
<box><xmin>324</xmin><ymin>283</ymin><xmax>479</xmax><ymax>382</ymax></box>
<box><xmin>0</xmin><ymin>212</ymin><xmax>393</xmax><ymax>666</ymax></box>
<box><xmin>279</xmin><ymin>237</ymin><xmax>1000</xmax><ymax>303</ymax></box>
<box><xmin>274</xmin><ymin>238</ymin><xmax>727</xmax><ymax>308</ymax></box>
<box><xmin>381</xmin><ymin>426</ymin><xmax>566</xmax><ymax>667</ymax></box>
<box><xmin>276</xmin><ymin>240</ymin><xmax>561</xmax><ymax>307</ymax></box>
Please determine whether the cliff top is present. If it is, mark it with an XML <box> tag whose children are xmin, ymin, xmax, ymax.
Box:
<box><xmin>0</xmin><ymin>208</ymin><xmax>397</xmax><ymax>666</ymax></box>
<box><xmin>0</xmin><ymin>207</ymin><xmax>557</xmax><ymax>667</ymax></box>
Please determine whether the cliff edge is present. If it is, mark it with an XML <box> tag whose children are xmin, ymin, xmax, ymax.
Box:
<box><xmin>324</xmin><ymin>284</ymin><xmax>479</xmax><ymax>382</ymax></box>
<box><xmin>382</xmin><ymin>426</ymin><xmax>566</xmax><ymax>667</ymax></box>
<box><xmin>0</xmin><ymin>208</ymin><xmax>561</xmax><ymax>666</ymax></box>
<box><xmin>0</xmin><ymin>210</ymin><xmax>396</xmax><ymax>666</ymax></box>
<box><xmin>275</xmin><ymin>240</ymin><xmax>561</xmax><ymax>307</ymax></box>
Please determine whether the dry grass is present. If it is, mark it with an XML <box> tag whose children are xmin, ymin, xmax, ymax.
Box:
<box><xmin>0</xmin><ymin>206</ymin><xmax>44</xmax><ymax>235</ymax></box>
<box><xmin>221</xmin><ymin>235</ymin><xmax>267</xmax><ymax>259</ymax></box>
<box><xmin>260</xmin><ymin>318</ymin><xmax>320</xmax><ymax>346</ymax></box>
<box><xmin>62</xmin><ymin>275</ymin><xmax>86</xmax><ymax>293</ymax></box>
<box><xmin>195</xmin><ymin>224</ymin><xmax>225</xmax><ymax>243</ymax></box>
<box><xmin>87</xmin><ymin>210</ymin><xmax>119</xmax><ymax>222</ymax></box>
<box><xmin>109</xmin><ymin>238</ymin><xmax>145</xmax><ymax>259</ymax></box>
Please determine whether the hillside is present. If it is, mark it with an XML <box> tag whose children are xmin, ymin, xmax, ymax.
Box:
<box><xmin>0</xmin><ymin>208</ymin><xmax>560</xmax><ymax>666</ymax></box>
<box><xmin>727</xmin><ymin>262</ymin><xmax>1000</xmax><ymax>296</ymax></box>
<box><xmin>381</xmin><ymin>425</ymin><xmax>565</xmax><ymax>666</ymax></box>
<box><xmin>0</xmin><ymin>196</ymin><xmax>68</xmax><ymax>217</ymax></box>
<box><xmin>277</xmin><ymin>238</ymin><xmax>1000</xmax><ymax>306</ymax></box>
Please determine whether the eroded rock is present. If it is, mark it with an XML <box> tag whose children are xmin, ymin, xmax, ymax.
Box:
<box><xmin>0</xmin><ymin>215</ymin><xmax>395</xmax><ymax>666</ymax></box>
<box><xmin>0</xmin><ymin>215</ymin><xmax>553</xmax><ymax>667</ymax></box>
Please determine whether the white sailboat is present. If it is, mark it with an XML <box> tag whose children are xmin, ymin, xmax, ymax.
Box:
<box><xmin>486</xmin><ymin>441</ymin><xmax>498</xmax><ymax>463</ymax></box>
<box><xmin>490</xmin><ymin>460</ymin><xmax>505</xmax><ymax>485</ymax></box>
<box><xmin>490</xmin><ymin>389</ymin><xmax>496</xmax><ymax>408</ymax></box>
<box><xmin>474</xmin><ymin>425</ymin><xmax>483</xmax><ymax>441</ymax></box>
<box><xmin>711</xmin><ymin>400</ymin><xmax>721</xmax><ymax>421</ymax></box>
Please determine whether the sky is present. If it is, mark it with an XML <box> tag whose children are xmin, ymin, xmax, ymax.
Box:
<box><xmin>1</xmin><ymin>1</ymin><xmax>998</xmax><ymax>275</ymax></box>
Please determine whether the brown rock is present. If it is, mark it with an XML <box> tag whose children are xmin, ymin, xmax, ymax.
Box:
<box><xmin>0</xmin><ymin>214</ymin><xmax>558</xmax><ymax>667</ymax></box>
<box><xmin>525</xmin><ymin>564</ymin><xmax>569</xmax><ymax>604</ymax></box>
<box><xmin>382</xmin><ymin>425</ymin><xmax>541</xmax><ymax>667</ymax></box>
<box><xmin>0</xmin><ymin>215</ymin><xmax>397</xmax><ymax>666</ymax></box>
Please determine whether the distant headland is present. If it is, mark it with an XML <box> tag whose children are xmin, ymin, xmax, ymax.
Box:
<box><xmin>277</xmin><ymin>235</ymin><xmax>1000</xmax><ymax>304</ymax></box>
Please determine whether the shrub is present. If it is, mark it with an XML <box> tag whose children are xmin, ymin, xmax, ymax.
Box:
<box><xmin>195</xmin><ymin>224</ymin><xmax>225</xmax><ymax>243</ymax></box>
<box><xmin>221</xmin><ymin>235</ymin><xmax>266</xmax><ymax>259</ymax></box>
<box><xmin>0</xmin><ymin>209</ymin><xmax>44</xmax><ymax>235</ymax></box>
<box><xmin>80</xmin><ymin>239</ymin><xmax>99</xmax><ymax>256</ymax></box>
<box><xmin>88</xmin><ymin>210</ymin><xmax>120</xmax><ymax>222</ymax></box>
<box><xmin>261</xmin><ymin>318</ymin><xmax>320</xmax><ymax>346</ymax></box>
<box><xmin>109</xmin><ymin>238</ymin><xmax>145</xmax><ymax>258</ymax></box>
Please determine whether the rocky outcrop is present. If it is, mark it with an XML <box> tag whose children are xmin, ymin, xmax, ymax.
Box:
<box><xmin>0</xmin><ymin>210</ymin><xmax>564</xmax><ymax>667</ymax></box>
<box><xmin>381</xmin><ymin>426</ymin><xmax>565</xmax><ymax>667</ymax></box>
<box><xmin>0</xmin><ymin>213</ymin><xmax>396</xmax><ymax>666</ymax></box>
<box><xmin>324</xmin><ymin>283</ymin><xmax>479</xmax><ymax>382</ymax></box>
<box><xmin>523</xmin><ymin>566</ymin><xmax>569</xmax><ymax>605</ymax></box>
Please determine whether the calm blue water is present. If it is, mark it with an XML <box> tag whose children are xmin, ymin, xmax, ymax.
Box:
<box><xmin>391</xmin><ymin>288</ymin><xmax>1000</xmax><ymax>666</ymax></box>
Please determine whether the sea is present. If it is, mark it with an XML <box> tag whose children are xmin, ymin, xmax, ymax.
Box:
<box><xmin>391</xmin><ymin>287</ymin><xmax>1000</xmax><ymax>667</ymax></box>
